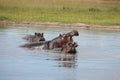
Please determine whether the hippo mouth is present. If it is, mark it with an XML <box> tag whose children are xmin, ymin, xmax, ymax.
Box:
<box><xmin>75</xmin><ymin>33</ymin><xmax>79</xmax><ymax>36</ymax></box>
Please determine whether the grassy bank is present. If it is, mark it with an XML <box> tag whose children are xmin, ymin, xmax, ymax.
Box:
<box><xmin>0</xmin><ymin>0</ymin><xmax>120</xmax><ymax>25</ymax></box>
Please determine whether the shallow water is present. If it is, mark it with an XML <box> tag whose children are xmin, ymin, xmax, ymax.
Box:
<box><xmin>0</xmin><ymin>25</ymin><xmax>120</xmax><ymax>80</ymax></box>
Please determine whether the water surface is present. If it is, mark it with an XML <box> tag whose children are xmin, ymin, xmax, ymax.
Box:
<box><xmin>0</xmin><ymin>25</ymin><xmax>120</xmax><ymax>80</ymax></box>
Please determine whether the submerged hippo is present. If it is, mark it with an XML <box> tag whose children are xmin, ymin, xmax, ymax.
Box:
<box><xmin>61</xmin><ymin>42</ymin><xmax>78</xmax><ymax>54</ymax></box>
<box><xmin>22</xmin><ymin>32</ymin><xmax>45</xmax><ymax>42</ymax></box>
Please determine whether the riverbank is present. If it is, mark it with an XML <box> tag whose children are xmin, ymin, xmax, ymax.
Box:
<box><xmin>0</xmin><ymin>21</ymin><xmax>120</xmax><ymax>31</ymax></box>
<box><xmin>0</xmin><ymin>0</ymin><xmax>120</xmax><ymax>25</ymax></box>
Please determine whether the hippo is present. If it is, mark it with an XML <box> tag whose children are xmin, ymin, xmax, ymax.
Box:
<box><xmin>21</xmin><ymin>33</ymin><xmax>73</xmax><ymax>49</ymax></box>
<box><xmin>61</xmin><ymin>42</ymin><xmax>78</xmax><ymax>54</ymax></box>
<box><xmin>22</xmin><ymin>32</ymin><xmax>45</xmax><ymax>42</ymax></box>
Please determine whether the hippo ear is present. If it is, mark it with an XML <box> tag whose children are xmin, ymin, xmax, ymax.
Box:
<box><xmin>42</xmin><ymin>33</ymin><xmax>44</xmax><ymax>36</ymax></box>
<box><xmin>73</xmin><ymin>42</ymin><xmax>76</xmax><ymax>44</ymax></box>
<box><xmin>35</xmin><ymin>32</ymin><xmax>37</xmax><ymax>35</ymax></box>
<box><xmin>59</xmin><ymin>34</ymin><xmax>62</xmax><ymax>37</ymax></box>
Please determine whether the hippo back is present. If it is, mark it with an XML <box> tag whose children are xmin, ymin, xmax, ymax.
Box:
<box><xmin>22</xmin><ymin>32</ymin><xmax>45</xmax><ymax>42</ymax></box>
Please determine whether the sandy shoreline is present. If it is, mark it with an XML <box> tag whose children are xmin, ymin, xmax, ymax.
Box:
<box><xmin>0</xmin><ymin>21</ymin><xmax>120</xmax><ymax>31</ymax></box>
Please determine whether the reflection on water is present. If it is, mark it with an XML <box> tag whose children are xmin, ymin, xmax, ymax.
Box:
<box><xmin>0</xmin><ymin>25</ymin><xmax>120</xmax><ymax>80</ymax></box>
<box><xmin>53</xmin><ymin>54</ymin><xmax>77</xmax><ymax>68</ymax></box>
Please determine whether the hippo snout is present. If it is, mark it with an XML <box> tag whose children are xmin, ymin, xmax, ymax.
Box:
<box><xmin>75</xmin><ymin>32</ymin><xmax>79</xmax><ymax>36</ymax></box>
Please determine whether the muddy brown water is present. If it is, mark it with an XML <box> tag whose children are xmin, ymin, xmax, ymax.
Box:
<box><xmin>0</xmin><ymin>25</ymin><xmax>120</xmax><ymax>80</ymax></box>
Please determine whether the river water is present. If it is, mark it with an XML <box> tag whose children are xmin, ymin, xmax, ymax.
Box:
<box><xmin>0</xmin><ymin>25</ymin><xmax>120</xmax><ymax>80</ymax></box>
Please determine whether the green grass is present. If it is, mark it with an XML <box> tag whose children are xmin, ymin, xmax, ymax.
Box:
<box><xmin>0</xmin><ymin>0</ymin><xmax>120</xmax><ymax>25</ymax></box>
<box><xmin>0</xmin><ymin>15</ymin><xmax>9</xmax><ymax>21</ymax></box>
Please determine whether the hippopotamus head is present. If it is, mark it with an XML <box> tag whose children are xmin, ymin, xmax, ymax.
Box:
<box><xmin>61</xmin><ymin>42</ymin><xmax>78</xmax><ymax>54</ymax></box>
<box><xmin>34</xmin><ymin>32</ymin><xmax>45</xmax><ymax>41</ymax></box>
<box><xmin>58</xmin><ymin>33</ymin><xmax>73</xmax><ymax>45</ymax></box>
